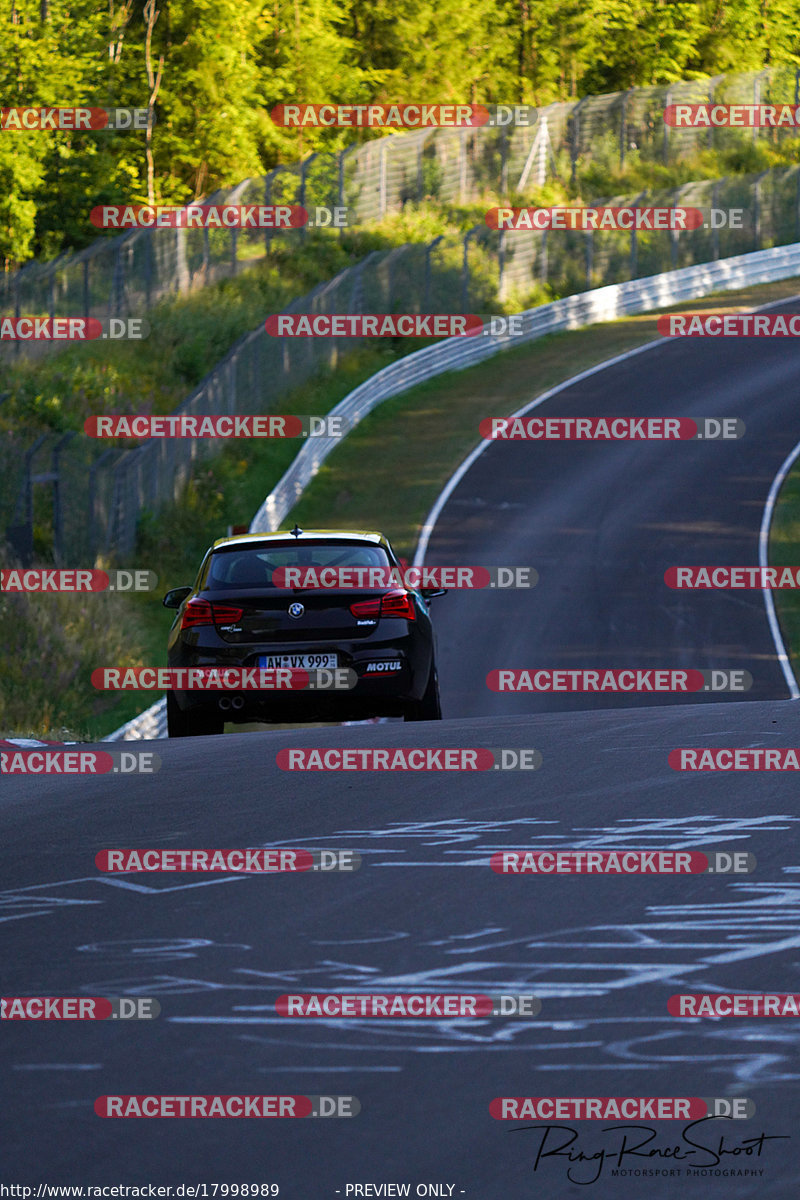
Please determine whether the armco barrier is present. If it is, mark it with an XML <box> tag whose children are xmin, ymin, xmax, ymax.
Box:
<box><xmin>107</xmin><ymin>240</ymin><xmax>800</xmax><ymax>739</ymax></box>
<box><xmin>104</xmin><ymin>699</ymin><xmax>167</xmax><ymax>741</ymax></box>
<box><xmin>249</xmin><ymin>242</ymin><xmax>800</xmax><ymax>533</ymax></box>
<box><xmin>7</xmin><ymin>162</ymin><xmax>800</xmax><ymax>566</ymax></box>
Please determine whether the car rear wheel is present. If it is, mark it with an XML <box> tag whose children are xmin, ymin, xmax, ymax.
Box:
<box><xmin>404</xmin><ymin>664</ymin><xmax>442</xmax><ymax>721</ymax></box>
<box><xmin>167</xmin><ymin>692</ymin><xmax>225</xmax><ymax>737</ymax></box>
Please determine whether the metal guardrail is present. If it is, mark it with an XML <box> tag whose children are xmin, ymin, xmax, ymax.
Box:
<box><xmin>107</xmin><ymin>239</ymin><xmax>800</xmax><ymax>740</ymax></box>
<box><xmin>8</xmin><ymin>162</ymin><xmax>800</xmax><ymax>567</ymax></box>
<box><xmin>249</xmin><ymin>241</ymin><xmax>800</xmax><ymax>533</ymax></box>
<box><xmin>104</xmin><ymin>698</ymin><xmax>168</xmax><ymax>741</ymax></box>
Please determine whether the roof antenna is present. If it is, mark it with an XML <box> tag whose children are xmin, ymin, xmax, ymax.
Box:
<box><xmin>290</xmin><ymin>524</ymin><xmax>303</xmax><ymax>538</ymax></box>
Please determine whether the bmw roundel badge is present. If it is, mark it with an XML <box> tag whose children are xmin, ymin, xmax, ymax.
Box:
<box><xmin>288</xmin><ymin>602</ymin><xmax>305</xmax><ymax>619</ymax></box>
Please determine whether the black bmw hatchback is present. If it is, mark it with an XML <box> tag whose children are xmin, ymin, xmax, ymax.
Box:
<box><xmin>163</xmin><ymin>527</ymin><xmax>445</xmax><ymax>736</ymax></box>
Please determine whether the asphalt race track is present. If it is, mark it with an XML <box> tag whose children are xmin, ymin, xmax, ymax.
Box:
<box><xmin>428</xmin><ymin>314</ymin><xmax>800</xmax><ymax>715</ymax></box>
<box><xmin>5</xmin><ymin>316</ymin><xmax>800</xmax><ymax>1197</ymax></box>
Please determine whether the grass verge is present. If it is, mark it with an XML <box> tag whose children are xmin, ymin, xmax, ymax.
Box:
<box><xmin>5</xmin><ymin>273</ymin><xmax>800</xmax><ymax>739</ymax></box>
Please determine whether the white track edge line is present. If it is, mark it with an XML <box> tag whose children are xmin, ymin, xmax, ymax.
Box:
<box><xmin>415</xmin><ymin>292</ymin><xmax>800</xmax><ymax>701</ymax></box>
<box><xmin>414</xmin><ymin>336</ymin><xmax>670</xmax><ymax>566</ymax></box>
<box><xmin>759</xmin><ymin>441</ymin><xmax>800</xmax><ymax>700</ymax></box>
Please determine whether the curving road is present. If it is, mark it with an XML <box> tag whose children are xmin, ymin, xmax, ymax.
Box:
<box><xmin>426</xmin><ymin>315</ymin><xmax>800</xmax><ymax>717</ymax></box>
<box><xmin>5</xmin><ymin>307</ymin><xmax>800</xmax><ymax>1197</ymax></box>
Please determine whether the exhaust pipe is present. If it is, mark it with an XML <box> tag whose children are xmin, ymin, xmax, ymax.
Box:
<box><xmin>231</xmin><ymin>695</ymin><xmax>245</xmax><ymax>711</ymax></box>
<box><xmin>218</xmin><ymin>696</ymin><xmax>232</xmax><ymax>711</ymax></box>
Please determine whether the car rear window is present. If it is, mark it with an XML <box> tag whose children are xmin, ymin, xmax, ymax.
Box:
<box><xmin>202</xmin><ymin>542</ymin><xmax>391</xmax><ymax>590</ymax></box>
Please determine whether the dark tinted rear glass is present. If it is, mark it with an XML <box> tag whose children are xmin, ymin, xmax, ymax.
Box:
<box><xmin>202</xmin><ymin>541</ymin><xmax>391</xmax><ymax>590</ymax></box>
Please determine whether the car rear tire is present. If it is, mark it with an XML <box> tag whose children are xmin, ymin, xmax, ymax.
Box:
<box><xmin>167</xmin><ymin>692</ymin><xmax>224</xmax><ymax>737</ymax></box>
<box><xmin>166</xmin><ymin>691</ymin><xmax>188</xmax><ymax>737</ymax></box>
<box><xmin>404</xmin><ymin>664</ymin><xmax>442</xmax><ymax>721</ymax></box>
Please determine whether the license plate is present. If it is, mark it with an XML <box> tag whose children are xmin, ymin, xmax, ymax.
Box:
<box><xmin>258</xmin><ymin>653</ymin><xmax>338</xmax><ymax>670</ymax></box>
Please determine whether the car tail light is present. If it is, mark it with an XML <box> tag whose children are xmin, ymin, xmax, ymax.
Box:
<box><xmin>181</xmin><ymin>599</ymin><xmax>243</xmax><ymax>629</ymax></box>
<box><xmin>349</xmin><ymin>597</ymin><xmax>381</xmax><ymax>618</ymax></box>
<box><xmin>350</xmin><ymin>589</ymin><xmax>416</xmax><ymax>621</ymax></box>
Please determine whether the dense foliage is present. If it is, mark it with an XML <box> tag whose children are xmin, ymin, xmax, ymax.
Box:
<box><xmin>2</xmin><ymin>0</ymin><xmax>799</xmax><ymax>265</ymax></box>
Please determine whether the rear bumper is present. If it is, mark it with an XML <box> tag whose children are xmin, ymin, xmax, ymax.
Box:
<box><xmin>168</xmin><ymin>631</ymin><xmax>432</xmax><ymax>721</ymax></box>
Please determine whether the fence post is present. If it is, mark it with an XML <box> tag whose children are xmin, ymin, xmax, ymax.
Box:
<box><xmin>13</xmin><ymin>265</ymin><xmax>21</xmax><ymax>359</ymax></box>
<box><xmin>10</xmin><ymin>434</ymin><xmax>47</xmax><ymax>564</ymax></box>
<box><xmin>338</xmin><ymin>149</ymin><xmax>347</xmax><ymax>238</ymax></box>
<box><xmin>88</xmin><ymin>449</ymin><xmax>113</xmax><ymax>562</ymax></box>
<box><xmin>264</xmin><ymin>169</ymin><xmax>274</xmax><ymax>256</ymax></box>
<box><xmin>175</xmin><ymin>227</ymin><xmax>190</xmax><ymax>293</ymax></box>
<box><xmin>338</xmin><ymin>145</ymin><xmax>357</xmax><ymax>236</ymax></box>
<box><xmin>668</xmin><ymin>185</ymin><xmax>680</xmax><ymax>268</ymax></box>
<box><xmin>424</xmin><ymin>235</ymin><xmax>444</xmax><ymax>310</ymax></box>
<box><xmin>663</xmin><ymin>89</ymin><xmax>671</xmax><ymax>162</ymax></box>
<box><xmin>585</xmin><ymin>228</ymin><xmax>593</xmax><ymax>289</ymax></box>
<box><xmin>83</xmin><ymin>257</ymin><xmax>90</xmax><ymax>322</ymax></box>
<box><xmin>620</xmin><ymin>90</ymin><xmax>630</xmax><ymax>168</ymax></box>
<box><xmin>711</xmin><ymin>180</ymin><xmax>721</xmax><ymax>260</ymax></box>
<box><xmin>299</xmin><ymin>153</ymin><xmax>317</xmax><ymax>241</ymax></box>
<box><xmin>111</xmin><ymin>242</ymin><xmax>122</xmax><ymax>314</ymax></box>
<box><xmin>633</xmin><ymin>190</ymin><xmax>647</xmax><ymax>278</ymax></box>
<box><xmin>461</xmin><ymin>229</ymin><xmax>477</xmax><ymax>310</ymax></box>
<box><xmin>754</xmin><ymin>170</ymin><xmax>768</xmax><ymax>249</ymax></box>
<box><xmin>569</xmin><ymin>98</ymin><xmax>583</xmax><ymax>186</ymax></box>
<box><xmin>379</xmin><ymin>140</ymin><xmax>387</xmax><ymax>219</ymax></box>
<box><xmin>51</xmin><ymin>431</ymin><xmax>74</xmax><ymax>564</ymax></box>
